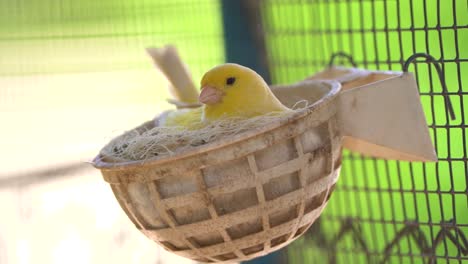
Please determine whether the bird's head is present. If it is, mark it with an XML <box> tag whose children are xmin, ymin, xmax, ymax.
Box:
<box><xmin>199</xmin><ymin>63</ymin><xmax>267</xmax><ymax>105</ymax></box>
<box><xmin>199</xmin><ymin>64</ymin><xmax>273</xmax><ymax>120</ymax></box>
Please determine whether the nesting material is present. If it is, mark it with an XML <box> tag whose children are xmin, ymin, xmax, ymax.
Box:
<box><xmin>99</xmin><ymin>101</ymin><xmax>309</xmax><ymax>163</ymax></box>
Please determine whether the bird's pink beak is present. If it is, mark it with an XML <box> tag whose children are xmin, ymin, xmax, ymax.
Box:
<box><xmin>199</xmin><ymin>86</ymin><xmax>224</xmax><ymax>105</ymax></box>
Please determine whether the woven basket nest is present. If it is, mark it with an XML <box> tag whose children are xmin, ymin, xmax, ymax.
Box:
<box><xmin>93</xmin><ymin>79</ymin><xmax>343</xmax><ymax>263</ymax></box>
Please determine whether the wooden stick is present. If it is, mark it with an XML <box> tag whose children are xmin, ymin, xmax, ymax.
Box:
<box><xmin>146</xmin><ymin>45</ymin><xmax>200</xmax><ymax>105</ymax></box>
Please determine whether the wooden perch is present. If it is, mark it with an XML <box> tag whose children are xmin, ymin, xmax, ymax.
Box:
<box><xmin>146</xmin><ymin>45</ymin><xmax>201</xmax><ymax>108</ymax></box>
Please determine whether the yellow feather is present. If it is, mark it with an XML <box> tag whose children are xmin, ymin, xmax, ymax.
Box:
<box><xmin>161</xmin><ymin>63</ymin><xmax>290</xmax><ymax>129</ymax></box>
<box><xmin>201</xmin><ymin>63</ymin><xmax>289</xmax><ymax>121</ymax></box>
<box><xmin>160</xmin><ymin>107</ymin><xmax>203</xmax><ymax>129</ymax></box>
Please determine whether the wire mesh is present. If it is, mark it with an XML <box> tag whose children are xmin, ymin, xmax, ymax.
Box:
<box><xmin>259</xmin><ymin>0</ymin><xmax>468</xmax><ymax>263</ymax></box>
<box><xmin>0</xmin><ymin>0</ymin><xmax>225</xmax><ymax>78</ymax></box>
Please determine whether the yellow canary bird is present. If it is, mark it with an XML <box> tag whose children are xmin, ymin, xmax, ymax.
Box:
<box><xmin>159</xmin><ymin>63</ymin><xmax>289</xmax><ymax>128</ymax></box>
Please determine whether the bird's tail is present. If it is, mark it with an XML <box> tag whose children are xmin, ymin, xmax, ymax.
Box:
<box><xmin>332</xmin><ymin>68</ymin><xmax>437</xmax><ymax>162</ymax></box>
<box><xmin>147</xmin><ymin>45</ymin><xmax>201</xmax><ymax>108</ymax></box>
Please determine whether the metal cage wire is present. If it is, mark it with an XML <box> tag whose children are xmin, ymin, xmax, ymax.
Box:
<box><xmin>258</xmin><ymin>0</ymin><xmax>468</xmax><ymax>263</ymax></box>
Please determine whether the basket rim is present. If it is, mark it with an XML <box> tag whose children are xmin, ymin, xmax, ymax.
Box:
<box><xmin>92</xmin><ymin>79</ymin><xmax>341</xmax><ymax>171</ymax></box>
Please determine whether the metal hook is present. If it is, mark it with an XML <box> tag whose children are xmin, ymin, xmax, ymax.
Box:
<box><xmin>328</xmin><ymin>52</ymin><xmax>357</xmax><ymax>68</ymax></box>
<box><xmin>403</xmin><ymin>53</ymin><xmax>456</xmax><ymax>120</ymax></box>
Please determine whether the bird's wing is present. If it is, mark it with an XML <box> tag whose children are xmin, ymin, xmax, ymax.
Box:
<box><xmin>159</xmin><ymin>108</ymin><xmax>203</xmax><ymax>128</ymax></box>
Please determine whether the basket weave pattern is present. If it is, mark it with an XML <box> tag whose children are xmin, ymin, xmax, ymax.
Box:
<box><xmin>101</xmin><ymin>114</ymin><xmax>341</xmax><ymax>263</ymax></box>
<box><xmin>96</xmin><ymin>81</ymin><xmax>342</xmax><ymax>262</ymax></box>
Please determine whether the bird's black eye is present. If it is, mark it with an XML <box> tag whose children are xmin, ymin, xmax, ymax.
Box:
<box><xmin>226</xmin><ymin>77</ymin><xmax>236</xmax><ymax>85</ymax></box>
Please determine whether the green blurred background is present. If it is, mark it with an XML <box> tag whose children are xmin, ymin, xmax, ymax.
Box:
<box><xmin>0</xmin><ymin>0</ymin><xmax>467</xmax><ymax>263</ymax></box>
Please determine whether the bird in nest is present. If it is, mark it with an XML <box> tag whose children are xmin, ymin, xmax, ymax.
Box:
<box><xmin>158</xmin><ymin>63</ymin><xmax>290</xmax><ymax>129</ymax></box>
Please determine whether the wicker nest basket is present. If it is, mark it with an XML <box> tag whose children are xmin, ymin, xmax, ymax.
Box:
<box><xmin>93</xmin><ymin>80</ymin><xmax>342</xmax><ymax>263</ymax></box>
